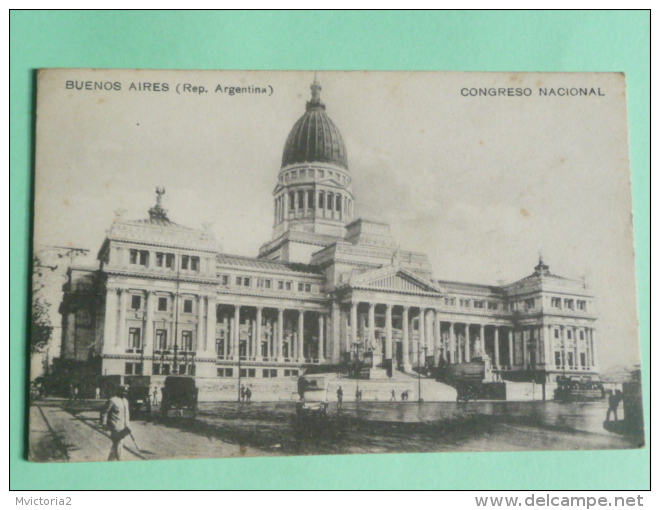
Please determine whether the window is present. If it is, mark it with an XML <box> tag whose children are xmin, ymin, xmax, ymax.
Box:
<box><xmin>554</xmin><ymin>329</ymin><xmax>560</xmax><ymax>339</ymax></box>
<box><xmin>129</xmin><ymin>249</ymin><xmax>149</xmax><ymax>266</ymax></box>
<box><xmin>551</xmin><ymin>297</ymin><xmax>562</xmax><ymax>308</ymax></box>
<box><xmin>243</xmin><ymin>277</ymin><xmax>251</xmax><ymax>287</ymax></box>
<box><xmin>525</xmin><ymin>298</ymin><xmax>535</xmax><ymax>310</ymax></box>
<box><xmin>236</xmin><ymin>276</ymin><xmax>242</xmax><ymax>286</ymax></box>
<box><xmin>308</xmin><ymin>191</ymin><xmax>315</xmax><ymax>209</ymax></box>
<box><xmin>155</xmin><ymin>329</ymin><xmax>167</xmax><ymax>350</ymax></box>
<box><xmin>305</xmin><ymin>284</ymin><xmax>311</xmax><ymax>292</ymax></box>
<box><xmin>220</xmin><ymin>274</ymin><xmax>229</xmax><ymax>285</ymax></box>
<box><xmin>131</xmin><ymin>295</ymin><xmax>142</xmax><ymax>310</ymax></box>
<box><xmin>577</xmin><ymin>300</ymin><xmax>587</xmax><ymax>311</ymax></box>
<box><xmin>297</xmin><ymin>190</ymin><xmax>304</xmax><ymax>209</ymax></box>
<box><xmin>473</xmin><ymin>300</ymin><xmax>484</xmax><ymax>309</ymax></box>
<box><xmin>336</xmin><ymin>194</ymin><xmax>342</xmax><ymax>211</ymax></box>
<box><xmin>567</xmin><ymin>352</ymin><xmax>574</xmax><ymax>368</ymax></box>
<box><xmin>285</xmin><ymin>281</ymin><xmax>292</xmax><ymax>291</ymax></box>
<box><xmin>158</xmin><ymin>297</ymin><xmax>168</xmax><ymax>311</ymax></box>
<box><xmin>319</xmin><ymin>192</ymin><xmax>325</xmax><ymax>209</ymax></box>
<box><xmin>216</xmin><ymin>338</ymin><xmax>225</xmax><ymax>356</ymax></box>
<box><xmin>487</xmin><ymin>301</ymin><xmax>499</xmax><ymax>310</ymax></box>
<box><xmin>240</xmin><ymin>368</ymin><xmax>256</xmax><ymax>378</ymax></box>
<box><xmin>555</xmin><ymin>352</ymin><xmax>562</xmax><ymax>367</ymax></box>
<box><xmin>298</xmin><ymin>282</ymin><xmax>304</xmax><ymax>292</ymax></box>
<box><xmin>567</xmin><ymin>330</ymin><xmax>572</xmax><ymax>340</ymax></box>
<box><xmin>564</xmin><ymin>299</ymin><xmax>574</xmax><ymax>310</ymax></box>
<box><xmin>460</xmin><ymin>299</ymin><xmax>470</xmax><ymax>307</ymax></box>
<box><xmin>156</xmin><ymin>252</ymin><xmax>175</xmax><ymax>268</ymax></box>
<box><xmin>181</xmin><ymin>255</ymin><xmax>200</xmax><ymax>271</ymax></box>
<box><xmin>444</xmin><ymin>297</ymin><xmax>456</xmax><ymax>306</ymax></box>
<box><xmin>257</xmin><ymin>278</ymin><xmax>272</xmax><ymax>289</ymax></box>
<box><xmin>128</xmin><ymin>327</ymin><xmax>141</xmax><ymax>349</ymax></box>
<box><xmin>580</xmin><ymin>353</ymin><xmax>586</xmax><ymax>367</ymax></box>
<box><xmin>183</xmin><ymin>299</ymin><xmax>193</xmax><ymax>313</ymax></box>
<box><xmin>579</xmin><ymin>331</ymin><xmax>585</xmax><ymax>340</ymax></box>
<box><xmin>217</xmin><ymin>368</ymin><xmax>233</xmax><ymax>377</ymax></box>
<box><xmin>181</xmin><ymin>331</ymin><xmax>193</xmax><ymax>351</ymax></box>
<box><xmin>263</xmin><ymin>369</ymin><xmax>278</xmax><ymax>378</ymax></box>
<box><xmin>124</xmin><ymin>362</ymin><xmax>143</xmax><ymax>375</ymax></box>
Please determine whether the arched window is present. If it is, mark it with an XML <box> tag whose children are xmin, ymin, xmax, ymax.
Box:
<box><xmin>289</xmin><ymin>191</ymin><xmax>295</xmax><ymax>211</ymax></box>
<box><xmin>307</xmin><ymin>190</ymin><xmax>315</xmax><ymax>209</ymax></box>
<box><xmin>336</xmin><ymin>194</ymin><xmax>342</xmax><ymax>212</ymax></box>
<box><xmin>297</xmin><ymin>190</ymin><xmax>304</xmax><ymax>210</ymax></box>
<box><xmin>318</xmin><ymin>191</ymin><xmax>324</xmax><ymax>209</ymax></box>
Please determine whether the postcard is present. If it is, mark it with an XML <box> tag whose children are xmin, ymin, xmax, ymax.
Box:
<box><xmin>29</xmin><ymin>69</ymin><xmax>643</xmax><ymax>462</ymax></box>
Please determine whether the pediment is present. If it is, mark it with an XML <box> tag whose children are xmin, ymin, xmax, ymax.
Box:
<box><xmin>349</xmin><ymin>265</ymin><xmax>445</xmax><ymax>294</ymax></box>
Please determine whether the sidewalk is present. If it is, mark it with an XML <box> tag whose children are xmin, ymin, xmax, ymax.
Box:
<box><xmin>31</xmin><ymin>403</ymin><xmax>269</xmax><ymax>463</ymax></box>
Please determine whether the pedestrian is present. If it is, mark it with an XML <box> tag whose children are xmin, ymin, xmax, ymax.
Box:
<box><xmin>152</xmin><ymin>386</ymin><xmax>158</xmax><ymax>405</ymax></box>
<box><xmin>100</xmin><ymin>385</ymin><xmax>131</xmax><ymax>461</ymax></box>
<box><xmin>336</xmin><ymin>386</ymin><xmax>343</xmax><ymax>405</ymax></box>
<box><xmin>69</xmin><ymin>384</ymin><xmax>75</xmax><ymax>402</ymax></box>
<box><xmin>355</xmin><ymin>388</ymin><xmax>360</xmax><ymax>402</ymax></box>
<box><xmin>73</xmin><ymin>386</ymin><xmax>79</xmax><ymax>401</ymax></box>
<box><xmin>95</xmin><ymin>387</ymin><xmax>101</xmax><ymax>400</ymax></box>
<box><xmin>401</xmin><ymin>390</ymin><xmax>406</xmax><ymax>401</ymax></box>
<box><xmin>240</xmin><ymin>384</ymin><xmax>246</xmax><ymax>402</ymax></box>
<box><xmin>606</xmin><ymin>389</ymin><xmax>623</xmax><ymax>422</ymax></box>
<box><xmin>390</xmin><ymin>389</ymin><xmax>396</xmax><ymax>401</ymax></box>
<box><xmin>245</xmin><ymin>386</ymin><xmax>252</xmax><ymax>403</ymax></box>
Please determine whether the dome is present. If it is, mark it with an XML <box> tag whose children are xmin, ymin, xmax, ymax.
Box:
<box><xmin>281</xmin><ymin>80</ymin><xmax>348</xmax><ymax>169</ymax></box>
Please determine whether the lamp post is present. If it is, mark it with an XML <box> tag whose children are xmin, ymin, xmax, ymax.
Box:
<box><xmin>418</xmin><ymin>345</ymin><xmax>427</xmax><ymax>403</ymax></box>
<box><xmin>352</xmin><ymin>342</ymin><xmax>362</xmax><ymax>402</ymax></box>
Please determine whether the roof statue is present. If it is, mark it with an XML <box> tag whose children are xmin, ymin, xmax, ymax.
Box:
<box><xmin>148</xmin><ymin>186</ymin><xmax>169</xmax><ymax>221</ymax></box>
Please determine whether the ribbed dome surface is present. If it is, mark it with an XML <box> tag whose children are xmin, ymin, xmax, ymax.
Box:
<box><xmin>282</xmin><ymin>81</ymin><xmax>348</xmax><ymax>169</ymax></box>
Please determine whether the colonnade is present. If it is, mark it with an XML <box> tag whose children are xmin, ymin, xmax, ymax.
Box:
<box><xmin>215</xmin><ymin>304</ymin><xmax>326</xmax><ymax>364</ymax></box>
<box><xmin>274</xmin><ymin>189</ymin><xmax>353</xmax><ymax>224</ymax></box>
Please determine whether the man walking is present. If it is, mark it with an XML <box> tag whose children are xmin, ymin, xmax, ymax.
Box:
<box><xmin>390</xmin><ymin>389</ymin><xmax>396</xmax><ymax>401</ymax></box>
<box><xmin>100</xmin><ymin>385</ymin><xmax>131</xmax><ymax>461</ymax></box>
<box><xmin>336</xmin><ymin>386</ymin><xmax>343</xmax><ymax>405</ymax></box>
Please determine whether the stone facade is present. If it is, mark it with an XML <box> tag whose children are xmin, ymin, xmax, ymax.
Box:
<box><xmin>59</xmin><ymin>80</ymin><xmax>598</xmax><ymax>388</ymax></box>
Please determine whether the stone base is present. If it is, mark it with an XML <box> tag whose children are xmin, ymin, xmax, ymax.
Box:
<box><xmin>367</xmin><ymin>367</ymin><xmax>389</xmax><ymax>380</ymax></box>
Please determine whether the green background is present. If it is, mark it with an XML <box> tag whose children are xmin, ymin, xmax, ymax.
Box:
<box><xmin>10</xmin><ymin>11</ymin><xmax>650</xmax><ymax>490</ymax></box>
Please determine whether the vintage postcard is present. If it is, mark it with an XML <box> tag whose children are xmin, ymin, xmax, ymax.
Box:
<box><xmin>29</xmin><ymin>69</ymin><xmax>643</xmax><ymax>462</ymax></box>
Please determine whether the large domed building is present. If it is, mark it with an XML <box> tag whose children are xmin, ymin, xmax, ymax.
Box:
<box><xmin>58</xmin><ymin>78</ymin><xmax>599</xmax><ymax>402</ymax></box>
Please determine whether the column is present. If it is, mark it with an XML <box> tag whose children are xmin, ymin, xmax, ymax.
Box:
<box><xmin>418</xmin><ymin>308</ymin><xmax>426</xmax><ymax>354</ymax></box>
<box><xmin>402</xmin><ymin>307</ymin><xmax>411</xmax><ymax>371</ymax></box>
<box><xmin>368</xmin><ymin>303</ymin><xmax>376</xmax><ymax>350</ymax></box>
<box><xmin>331</xmin><ymin>301</ymin><xmax>341</xmax><ymax>364</ymax></box>
<box><xmin>277</xmin><ymin>308</ymin><xmax>284</xmax><ymax>361</ymax></box>
<box><xmin>508</xmin><ymin>329</ymin><xmax>514</xmax><ymax>368</ymax></box>
<box><xmin>103</xmin><ymin>287</ymin><xmax>118</xmax><ymax>352</ymax></box>
<box><xmin>298</xmin><ymin>310</ymin><xmax>305</xmax><ymax>362</ymax></box>
<box><xmin>350</xmin><ymin>302</ymin><xmax>358</xmax><ymax>350</ymax></box>
<box><xmin>448</xmin><ymin>322</ymin><xmax>455</xmax><ymax>364</ymax></box>
<box><xmin>205</xmin><ymin>297</ymin><xmax>216</xmax><ymax>353</ymax></box>
<box><xmin>318</xmin><ymin>313</ymin><xmax>325</xmax><ymax>363</ymax></box>
<box><xmin>117</xmin><ymin>289</ymin><xmax>127</xmax><ymax>348</ymax></box>
<box><xmin>478</xmin><ymin>324</ymin><xmax>485</xmax><ymax>357</ymax></box>
<box><xmin>233</xmin><ymin>305</ymin><xmax>241</xmax><ymax>359</ymax></box>
<box><xmin>560</xmin><ymin>326</ymin><xmax>567</xmax><ymax>370</ymax></box>
<box><xmin>143</xmin><ymin>291</ymin><xmax>154</xmax><ymax>373</ymax></box>
<box><xmin>494</xmin><ymin>327</ymin><xmax>500</xmax><ymax>369</ymax></box>
<box><xmin>522</xmin><ymin>328</ymin><xmax>528</xmax><ymax>369</ymax></box>
<box><xmin>573</xmin><ymin>327</ymin><xmax>579</xmax><ymax>370</ymax></box>
<box><xmin>256</xmin><ymin>307</ymin><xmax>263</xmax><ymax>361</ymax></box>
<box><xmin>590</xmin><ymin>328</ymin><xmax>598</xmax><ymax>370</ymax></box>
<box><xmin>434</xmin><ymin>310</ymin><xmax>441</xmax><ymax>364</ymax></box>
<box><xmin>385</xmin><ymin>304</ymin><xmax>393</xmax><ymax>359</ymax></box>
<box><xmin>464</xmin><ymin>323</ymin><xmax>470</xmax><ymax>362</ymax></box>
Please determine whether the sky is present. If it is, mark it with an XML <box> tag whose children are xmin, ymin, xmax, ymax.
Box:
<box><xmin>33</xmin><ymin>69</ymin><xmax>640</xmax><ymax>370</ymax></box>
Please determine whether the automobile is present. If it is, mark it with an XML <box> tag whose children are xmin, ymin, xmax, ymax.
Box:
<box><xmin>125</xmin><ymin>375</ymin><xmax>152</xmax><ymax>414</ymax></box>
<box><xmin>160</xmin><ymin>376</ymin><xmax>198</xmax><ymax>419</ymax></box>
